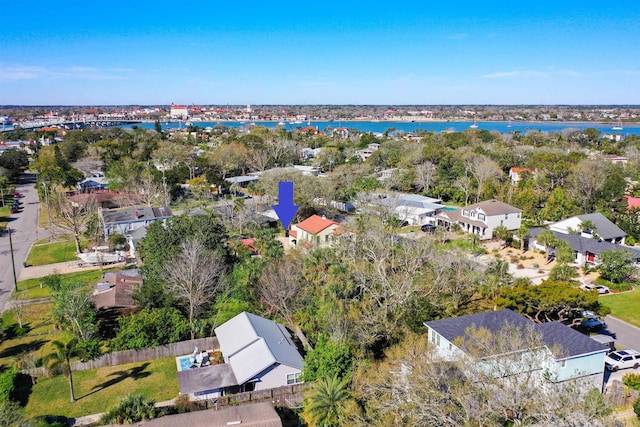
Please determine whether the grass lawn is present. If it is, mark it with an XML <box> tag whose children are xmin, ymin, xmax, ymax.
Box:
<box><xmin>15</xmin><ymin>268</ymin><xmax>121</xmax><ymax>300</ymax></box>
<box><xmin>600</xmin><ymin>286</ymin><xmax>640</xmax><ymax>328</ymax></box>
<box><xmin>26</xmin><ymin>238</ymin><xmax>83</xmax><ymax>266</ymax></box>
<box><xmin>0</xmin><ymin>302</ymin><xmax>66</xmax><ymax>371</ymax></box>
<box><xmin>0</xmin><ymin>204</ymin><xmax>10</xmax><ymax>231</ymax></box>
<box><xmin>23</xmin><ymin>357</ymin><xmax>179</xmax><ymax>419</ymax></box>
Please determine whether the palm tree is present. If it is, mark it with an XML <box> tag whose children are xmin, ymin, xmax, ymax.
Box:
<box><xmin>47</xmin><ymin>338</ymin><xmax>85</xmax><ymax>403</ymax></box>
<box><xmin>303</xmin><ymin>376</ymin><xmax>353</xmax><ymax>427</ymax></box>
<box><xmin>493</xmin><ymin>225</ymin><xmax>510</xmax><ymax>249</ymax></box>
<box><xmin>515</xmin><ymin>225</ymin><xmax>530</xmax><ymax>253</ymax></box>
<box><xmin>580</xmin><ymin>219</ymin><xmax>596</xmax><ymax>235</ymax></box>
<box><xmin>536</xmin><ymin>230</ymin><xmax>558</xmax><ymax>263</ymax></box>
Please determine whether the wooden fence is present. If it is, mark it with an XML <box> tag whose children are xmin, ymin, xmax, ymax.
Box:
<box><xmin>26</xmin><ymin>337</ymin><xmax>219</xmax><ymax>377</ymax></box>
<box><xmin>203</xmin><ymin>383</ymin><xmax>306</xmax><ymax>410</ymax></box>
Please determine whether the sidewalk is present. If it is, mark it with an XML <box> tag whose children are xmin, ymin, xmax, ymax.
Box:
<box><xmin>19</xmin><ymin>260</ymin><xmax>126</xmax><ymax>281</ymax></box>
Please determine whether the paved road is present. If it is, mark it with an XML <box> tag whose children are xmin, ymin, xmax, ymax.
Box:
<box><xmin>0</xmin><ymin>173</ymin><xmax>42</xmax><ymax>314</ymax></box>
<box><xmin>604</xmin><ymin>315</ymin><xmax>640</xmax><ymax>350</ymax></box>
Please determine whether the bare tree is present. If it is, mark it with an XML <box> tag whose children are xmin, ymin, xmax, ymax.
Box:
<box><xmin>163</xmin><ymin>239</ymin><xmax>227</xmax><ymax>339</ymax></box>
<box><xmin>567</xmin><ymin>159</ymin><xmax>609</xmax><ymax>213</ymax></box>
<box><xmin>414</xmin><ymin>160</ymin><xmax>437</xmax><ymax>193</ymax></box>
<box><xmin>50</xmin><ymin>190</ymin><xmax>97</xmax><ymax>254</ymax></box>
<box><xmin>466</xmin><ymin>155</ymin><xmax>502</xmax><ymax>203</ymax></box>
<box><xmin>256</xmin><ymin>253</ymin><xmax>311</xmax><ymax>348</ymax></box>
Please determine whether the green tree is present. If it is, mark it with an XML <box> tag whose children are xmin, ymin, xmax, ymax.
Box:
<box><xmin>497</xmin><ymin>280</ymin><xmax>604</xmax><ymax>324</ymax></box>
<box><xmin>303</xmin><ymin>335</ymin><xmax>353</xmax><ymax>382</ymax></box>
<box><xmin>598</xmin><ymin>250</ymin><xmax>636</xmax><ymax>284</ymax></box>
<box><xmin>536</xmin><ymin>229</ymin><xmax>558</xmax><ymax>263</ymax></box>
<box><xmin>302</xmin><ymin>376</ymin><xmax>353</xmax><ymax>427</ymax></box>
<box><xmin>110</xmin><ymin>308</ymin><xmax>190</xmax><ymax>350</ymax></box>
<box><xmin>493</xmin><ymin>225</ymin><xmax>509</xmax><ymax>248</ymax></box>
<box><xmin>515</xmin><ymin>225</ymin><xmax>530</xmax><ymax>252</ymax></box>
<box><xmin>47</xmin><ymin>338</ymin><xmax>86</xmax><ymax>403</ymax></box>
<box><xmin>0</xmin><ymin>367</ymin><xmax>17</xmax><ymax>403</ymax></box>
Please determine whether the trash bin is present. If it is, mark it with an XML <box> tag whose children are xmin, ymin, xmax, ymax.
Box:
<box><xmin>22</xmin><ymin>261</ymin><xmax>27</xmax><ymax>268</ymax></box>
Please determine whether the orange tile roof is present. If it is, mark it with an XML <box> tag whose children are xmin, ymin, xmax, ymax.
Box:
<box><xmin>510</xmin><ymin>167</ymin><xmax>534</xmax><ymax>173</ymax></box>
<box><xmin>294</xmin><ymin>215</ymin><xmax>340</xmax><ymax>235</ymax></box>
<box><xmin>289</xmin><ymin>230</ymin><xmax>297</xmax><ymax>238</ymax></box>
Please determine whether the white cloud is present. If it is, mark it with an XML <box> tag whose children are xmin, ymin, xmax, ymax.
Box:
<box><xmin>0</xmin><ymin>65</ymin><xmax>49</xmax><ymax>80</ymax></box>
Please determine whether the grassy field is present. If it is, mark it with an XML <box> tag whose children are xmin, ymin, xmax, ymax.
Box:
<box><xmin>601</xmin><ymin>286</ymin><xmax>640</xmax><ymax>328</ymax></box>
<box><xmin>15</xmin><ymin>268</ymin><xmax>121</xmax><ymax>300</ymax></box>
<box><xmin>0</xmin><ymin>302</ymin><xmax>66</xmax><ymax>372</ymax></box>
<box><xmin>23</xmin><ymin>357</ymin><xmax>179</xmax><ymax>419</ymax></box>
<box><xmin>25</xmin><ymin>238</ymin><xmax>83</xmax><ymax>266</ymax></box>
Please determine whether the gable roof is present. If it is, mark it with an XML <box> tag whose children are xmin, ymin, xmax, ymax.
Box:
<box><xmin>530</xmin><ymin>227</ymin><xmax>640</xmax><ymax>258</ymax></box>
<box><xmin>101</xmin><ymin>206</ymin><xmax>173</xmax><ymax>225</ymax></box>
<box><xmin>214</xmin><ymin>312</ymin><xmax>303</xmax><ymax>385</ymax></box>
<box><xmin>575</xmin><ymin>213</ymin><xmax>626</xmax><ymax>240</ymax></box>
<box><xmin>425</xmin><ymin>309</ymin><xmax>608</xmax><ymax>360</ymax></box>
<box><xmin>463</xmin><ymin>199</ymin><xmax>521</xmax><ymax>216</ymax></box>
<box><xmin>294</xmin><ymin>214</ymin><xmax>340</xmax><ymax>235</ymax></box>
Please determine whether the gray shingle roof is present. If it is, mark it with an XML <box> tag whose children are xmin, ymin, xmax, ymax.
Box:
<box><xmin>424</xmin><ymin>309</ymin><xmax>608</xmax><ymax>360</ymax></box>
<box><xmin>463</xmin><ymin>199</ymin><xmax>521</xmax><ymax>216</ymax></box>
<box><xmin>177</xmin><ymin>363</ymin><xmax>238</xmax><ymax>394</ymax></box>
<box><xmin>101</xmin><ymin>206</ymin><xmax>172</xmax><ymax>225</ymax></box>
<box><xmin>576</xmin><ymin>213</ymin><xmax>626</xmax><ymax>241</ymax></box>
<box><xmin>536</xmin><ymin>322</ymin><xmax>608</xmax><ymax>359</ymax></box>
<box><xmin>140</xmin><ymin>401</ymin><xmax>282</xmax><ymax>427</ymax></box>
<box><xmin>530</xmin><ymin>227</ymin><xmax>640</xmax><ymax>258</ymax></box>
<box><xmin>215</xmin><ymin>312</ymin><xmax>303</xmax><ymax>385</ymax></box>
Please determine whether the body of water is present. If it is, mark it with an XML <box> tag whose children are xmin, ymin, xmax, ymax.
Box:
<box><xmin>122</xmin><ymin>120</ymin><xmax>640</xmax><ymax>136</ymax></box>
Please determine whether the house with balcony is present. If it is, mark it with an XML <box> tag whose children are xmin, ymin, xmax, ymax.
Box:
<box><xmin>436</xmin><ymin>199</ymin><xmax>521</xmax><ymax>240</ymax></box>
<box><xmin>424</xmin><ymin>309</ymin><xmax>608</xmax><ymax>388</ymax></box>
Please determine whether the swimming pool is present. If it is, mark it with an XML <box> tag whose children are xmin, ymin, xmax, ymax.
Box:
<box><xmin>175</xmin><ymin>355</ymin><xmax>197</xmax><ymax>372</ymax></box>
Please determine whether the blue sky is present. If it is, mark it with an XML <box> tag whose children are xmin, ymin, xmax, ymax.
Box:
<box><xmin>1</xmin><ymin>1</ymin><xmax>639</xmax><ymax>105</ymax></box>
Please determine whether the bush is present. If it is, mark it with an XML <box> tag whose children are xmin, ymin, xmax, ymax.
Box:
<box><xmin>626</xmin><ymin>235</ymin><xmax>636</xmax><ymax>246</ymax></box>
<box><xmin>634</xmin><ymin>397</ymin><xmax>640</xmax><ymax>419</ymax></box>
<box><xmin>516</xmin><ymin>264</ymin><xmax>524</xmax><ymax>269</ymax></box>
<box><xmin>0</xmin><ymin>367</ymin><xmax>17</xmax><ymax>402</ymax></box>
<box><xmin>110</xmin><ymin>308</ymin><xmax>190</xmax><ymax>351</ymax></box>
<box><xmin>100</xmin><ymin>394</ymin><xmax>157</xmax><ymax>425</ymax></box>
<box><xmin>623</xmin><ymin>373</ymin><xmax>640</xmax><ymax>391</ymax></box>
<box><xmin>594</xmin><ymin>277</ymin><xmax>633</xmax><ymax>292</ymax></box>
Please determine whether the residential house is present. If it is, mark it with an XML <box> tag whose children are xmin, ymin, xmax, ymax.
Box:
<box><xmin>99</xmin><ymin>205</ymin><xmax>172</xmax><ymax>239</ymax></box>
<box><xmin>508</xmin><ymin>167</ymin><xmax>535</xmax><ymax>186</ymax></box>
<box><xmin>377</xmin><ymin>193</ymin><xmax>445</xmax><ymax>226</ymax></box>
<box><xmin>549</xmin><ymin>213</ymin><xmax>626</xmax><ymax>244</ymax></box>
<box><xmin>356</xmin><ymin>143</ymin><xmax>379</xmax><ymax>161</ymax></box>
<box><xmin>90</xmin><ymin>269</ymin><xmax>142</xmax><ymax>310</ymax></box>
<box><xmin>289</xmin><ymin>214</ymin><xmax>344</xmax><ymax>248</ymax></box>
<box><xmin>177</xmin><ymin>312</ymin><xmax>303</xmax><ymax>399</ymax></box>
<box><xmin>529</xmin><ymin>227</ymin><xmax>640</xmax><ymax>266</ymax></box>
<box><xmin>436</xmin><ymin>199</ymin><xmax>522</xmax><ymax>240</ymax></box>
<box><xmin>424</xmin><ymin>309</ymin><xmax>608</xmax><ymax>388</ymax></box>
<box><xmin>77</xmin><ymin>176</ymin><xmax>109</xmax><ymax>193</ymax></box>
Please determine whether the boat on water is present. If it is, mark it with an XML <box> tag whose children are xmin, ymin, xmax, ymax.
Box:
<box><xmin>469</xmin><ymin>115</ymin><xmax>478</xmax><ymax>129</ymax></box>
<box><xmin>77</xmin><ymin>251</ymin><xmax>125</xmax><ymax>265</ymax></box>
<box><xmin>612</xmin><ymin>119</ymin><xmax>623</xmax><ymax>131</ymax></box>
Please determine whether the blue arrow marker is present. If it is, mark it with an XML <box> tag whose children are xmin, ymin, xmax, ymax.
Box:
<box><xmin>273</xmin><ymin>181</ymin><xmax>299</xmax><ymax>230</ymax></box>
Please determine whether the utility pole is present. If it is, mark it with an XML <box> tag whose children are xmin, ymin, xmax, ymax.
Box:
<box><xmin>8</xmin><ymin>226</ymin><xmax>18</xmax><ymax>291</ymax></box>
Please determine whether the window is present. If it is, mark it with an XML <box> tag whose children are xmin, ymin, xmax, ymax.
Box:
<box><xmin>287</xmin><ymin>372</ymin><xmax>302</xmax><ymax>384</ymax></box>
<box><xmin>505</xmin><ymin>213</ymin><xmax>508</xmax><ymax>219</ymax></box>
<box><xmin>478</xmin><ymin>213</ymin><xmax>485</xmax><ymax>221</ymax></box>
<box><xmin>462</xmin><ymin>210</ymin><xmax>469</xmax><ymax>217</ymax></box>
<box><xmin>561</xmin><ymin>360</ymin><xmax>566</xmax><ymax>368</ymax></box>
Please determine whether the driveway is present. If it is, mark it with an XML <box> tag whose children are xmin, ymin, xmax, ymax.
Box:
<box><xmin>604</xmin><ymin>315</ymin><xmax>640</xmax><ymax>350</ymax></box>
<box><xmin>605</xmin><ymin>365</ymin><xmax>640</xmax><ymax>388</ymax></box>
<box><xmin>0</xmin><ymin>173</ymin><xmax>43</xmax><ymax>314</ymax></box>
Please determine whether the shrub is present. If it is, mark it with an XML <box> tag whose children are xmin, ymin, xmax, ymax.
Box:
<box><xmin>623</xmin><ymin>373</ymin><xmax>640</xmax><ymax>391</ymax></box>
<box><xmin>510</xmin><ymin>256</ymin><xmax>519</xmax><ymax>263</ymax></box>
<box><xmin>516</xmin><ymin>264</ymin><xmax>524</xmax><ymax>269</ymax></box>
<box><xmin>626</xmin><ymin>235</ymin><xmax>636</xmax><ymax>246</ymax></box>
<box><xmin>594</xmin><ymin>277</ymin><xmax>633</xmax><ymax>292</ymax></box>
<box><xmin>100</xmin><ymin>394</ymin><xmax>157</xmax><ymax>425</ymax></box>
<box><xmin>634</xmin><ymin>397</ymin><xmax>640</xmax><ymax>419</ymax></box>
<box><xmin>0</xmin><ymin>367</ymin><xmax>17</xmax><ymax>402</ymax></box>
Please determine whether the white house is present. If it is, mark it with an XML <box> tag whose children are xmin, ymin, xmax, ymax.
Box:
<box><xmin>436</xmin><ymin>199</ymin><xmax>522</xmax><ymax>240</ymax></box>
<box><xmin>377</xmin><ymin>193</ymin><xmax>445</xmax><ymax>226</ymax></box>
<box><xmin>177</xmin><ymin>312</ymin><xmax>304</xmax><ymax>400</ymax></box>
<box><xmin>424</xmin><ymin>309</ymin><xmax>608</xmax><ymax>388</ymax></box>
<box><xmin>508</xmin><ymin>167</ymin><xmax>535</xmax><ymax>186</ymax></box>
<box><xmin>289</xmin><ymin>214</ymin><xmax>345</xmax><ymax>248</ymax></box>
<box><xmin>549</xmin><ymin>213</ymin><xmax>626</xmax><ymax>245</ymax></box>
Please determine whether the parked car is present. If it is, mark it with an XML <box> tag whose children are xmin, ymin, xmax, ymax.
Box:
<box><xmin>604</xmin><ymin>349</ymin><xmax>640</xmax><ymax>371</ymax></box>
<box><xmin>13</xmin><ymin>192</ymin><xmax>21</xmax><ymax>198</ymax></box>
<box><xmin>421</xmin><ymin>224</ymin><xmax>437</xmax><ymax>233</ymax></box>
<box><xmin>11</xmin><ymin>206</ymin><xmax>19</xmax><ymax>213</ymax></box>
<box><xmin>581</xmin><ymin>283</ymin><xmax>610</xmax><ymax>294</ymax></box>
<box><xmin>580</xmin><ymin>317</ymin><xmax>604</xmax><ymax>331</ymax></box>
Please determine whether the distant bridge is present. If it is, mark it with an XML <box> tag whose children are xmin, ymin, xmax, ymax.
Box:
<box><xmin>1</xmin><ymin>118</ymin><xmax>144</xmax><ymax>132</ymax></box>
